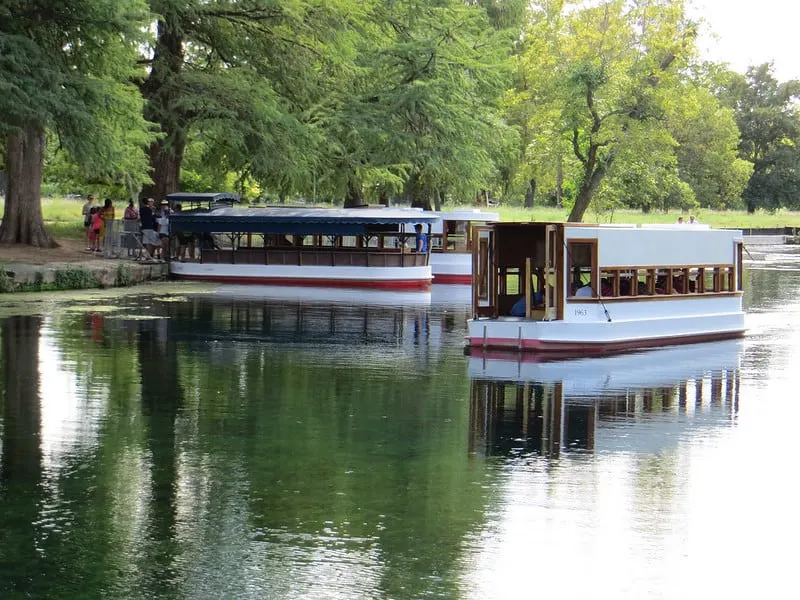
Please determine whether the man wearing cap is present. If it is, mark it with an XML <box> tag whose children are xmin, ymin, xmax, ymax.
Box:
<box><xmin>82</xmin><ymin>194</ymin><xmax>95</xmax><ymax>250</ymax></box>
<box><xmin>139</xmin><ymin>197</ymin><xmax>159</xmax><ymax>260</ymax></box>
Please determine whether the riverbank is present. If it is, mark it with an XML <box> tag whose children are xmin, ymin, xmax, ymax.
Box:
<box><xmin>0</xmin><ymin>239</ymin><xmax>168</xmax><ymax>293</ymax></box>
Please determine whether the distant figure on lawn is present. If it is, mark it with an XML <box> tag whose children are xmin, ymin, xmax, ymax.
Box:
<box><xmin>82</xmin><ymin>194</ymin><xmax>95</xmax><ymax>249</ymax></box>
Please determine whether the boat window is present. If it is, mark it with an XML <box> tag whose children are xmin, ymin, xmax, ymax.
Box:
<box><xmin>572</xmin><ymin>264</ymin><xmax>738</xmax><ymax>300</ymax></box>
<box><xmin>432</xmin><ymin>220</ymin><xmax>468</xmax><ymax>253</ymax></box>
<box><xmin>500</xmin><ymin>267</ymin><xmax>521</xmax><ymax>296</ymax></box>
<box><xmin>567</xmin><ymin>240</ymin><xmax>597</xmax><ymax>297</ymax></box>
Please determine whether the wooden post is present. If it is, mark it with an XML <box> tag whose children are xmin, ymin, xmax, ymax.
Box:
<box><xmin>525</xmin><ymin>257</ymin><xmax>532</xmax><ymax>319</ymax></box>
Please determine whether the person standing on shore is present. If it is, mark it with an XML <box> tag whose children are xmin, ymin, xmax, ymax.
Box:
<box><xmin>157</xmin><ymin>199</ymin><xmax>171</xmax><ymax>259</ymax></box>
<box><xmin>82</xmin><ymin>194</ymin><xmax>95</xmax><ymax>250</ymax></box>
<box><xmin>139</xmin><ymin>198</ymin><xmax>159</xmax><ymax>260</ymax></box>
<box><xmin>123</xmin><ymin>199</ymin><xmax>140</xmax><ymax>257</ymax></box>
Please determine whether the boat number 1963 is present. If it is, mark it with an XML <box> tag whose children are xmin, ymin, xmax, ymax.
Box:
<box><xmin>573</xmin><ymin>308</ymin><xmax>588</xmax><ymax>317</ymax></box>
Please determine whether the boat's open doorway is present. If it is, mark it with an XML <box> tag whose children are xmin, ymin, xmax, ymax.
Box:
<box><xmin>471</xmin><ymin>223</ymin><xmax>564</xmax><ymax>321</ymax></box>
<box><xmin>472</xmin><ymin>225</ymin><xmax>497</xmax><ymax>317</ymax></box>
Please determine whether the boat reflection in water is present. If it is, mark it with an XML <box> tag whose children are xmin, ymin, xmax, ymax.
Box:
<box><xmin>170</xmin><ymin>284</ymin><xmax>470</xmax><ymax>363</ymax></box>
<box><xmin>468</xmin><ymin>339</ymin><xmax>743</xmax><ymax>458</ymax></box>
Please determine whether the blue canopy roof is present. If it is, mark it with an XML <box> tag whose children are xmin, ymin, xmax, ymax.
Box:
<box><xmin>170</xmin><ymin>206</ymin><xmax>441</xmax><ymax>235</ymax></box>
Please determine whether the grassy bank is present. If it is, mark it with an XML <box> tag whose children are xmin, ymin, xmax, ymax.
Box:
<box><xmin>3</xmin><ymin>197</ymin><xmax>800</xmax><ymax>236</ymax></box>
<box><xmin>451</xmin><ymin>205</ymin><xmax>800</xmax><ymax>229</ymax></box>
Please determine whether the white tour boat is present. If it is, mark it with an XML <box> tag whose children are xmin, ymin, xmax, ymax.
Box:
<box><xmin>467</xmin><ymin>222</ymin><xmax>745</xmax><ymax>356</ymax></box>
<box><xmin>426</xmin><ymin>209</ymin><xmax>500</xmax><ymax>284</ymax></box>
<box><xmin>169</xmin><ymin>206</ymin><xmax>440</xmax><ymax>290</ymax></box>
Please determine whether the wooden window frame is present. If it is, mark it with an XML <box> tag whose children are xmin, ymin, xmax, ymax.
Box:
<box><xmin>567</xmin><ymin>238</ymin><xmax>598</xmax><ymax>298</ymax></box>
<box><xmin>567</xmin><ymin>263</ymin><xmax>741</xmax><ymax>302</ymax></box>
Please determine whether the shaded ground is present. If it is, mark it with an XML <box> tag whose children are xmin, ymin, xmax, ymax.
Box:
<box><xmin>0</xmin><ymin>239</ymin><xmax>92</xmax><ymax>265</ymax></box>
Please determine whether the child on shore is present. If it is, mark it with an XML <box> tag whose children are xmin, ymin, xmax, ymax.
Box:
<box><xmin>90</xmin><ymin>207</ymin><xmax>103</xmax><ymax>253</ymax></box>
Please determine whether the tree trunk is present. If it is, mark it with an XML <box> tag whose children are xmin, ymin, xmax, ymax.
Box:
<box><xmin>567</xmin><ymin>160</ymin><xmax>611</xmax><ymax>222</ymax></box>
<box><xmin>137</xmin><ymin>314</ymin><xmax>183</xmax><ymax>573</ymax></box>
<box><xmin>0</xmin><ymin>126</ymin><xmax>57</xmax><ymax>247</ymax></box>
<box><xmin>140</xmin><ymin>133</ymin><xmax>186</xmax><ymax>201</ymax></box>
<box><xmin>140</xmin><ymin>17</ymin><xmax>187</xmax><ymax>201</ymax></box>
<box><xmin>433</xmin><ymin>189</ymin><xmax>443</xmax><ymax>211</ymax></box>
<box><xmin>378</xmin><ymin>188</ymin><xmax>389</xmax><ymax>207</ymax></box>
<box><xmin>0</xmin><ymin>316</ymin><xmax>44</xmax><ymax>587</ymax></box>
<box><xmin>524</xmin><ymin>178</ymin><xmax>536</xmax><ymax>209</ymax></box>
<box><xmin>344</xmin><ymin>179</ymin><xmax>364</xmax><ymax>207</ymax></box>
<box><xmin>410</xmin><ymin>190</ymin><xmax>432</xmax><ymax>211</ymax></box>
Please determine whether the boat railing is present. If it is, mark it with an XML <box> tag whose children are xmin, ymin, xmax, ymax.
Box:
<box><xmin>201</xmin><ymin>247</ymin><xmax>429</xmax><ymax>267</ymax></box>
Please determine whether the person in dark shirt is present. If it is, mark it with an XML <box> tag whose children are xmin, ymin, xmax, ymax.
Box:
<box><xmin>139</xmin><ymin>197</ymin><xmax>159</xmax><ymax>260</ymax></box>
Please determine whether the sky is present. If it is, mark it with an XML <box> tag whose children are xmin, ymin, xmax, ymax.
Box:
<box><xmin>691</xmin><ymin>0</ymin><xmax>800</xmax><ymax>81</ymax></box>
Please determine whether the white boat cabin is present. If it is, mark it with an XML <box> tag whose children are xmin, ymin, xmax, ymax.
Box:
<box><xmin>468</xmin><ymin>222</ymin><xmax>745</xmax><ymax>354</ymax></box>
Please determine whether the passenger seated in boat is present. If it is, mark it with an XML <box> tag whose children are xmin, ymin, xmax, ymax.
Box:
<box><xmin>510</xmin><ymin>291</ymin><xmax>544</xmax><ymax>316</ymax></box>
<box><xmin>200</xmin><ymin>233</ymin><xmax>219</xmax><ymax>250</ymax></box>
<box><xmin>655</xmin><ymin>275</ymin><xmax>667</xmax><ymax>294</ymax></box>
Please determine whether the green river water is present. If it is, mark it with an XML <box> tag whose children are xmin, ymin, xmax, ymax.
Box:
<box><xmin>1</xmin><ymin>244</ymin><xmax>799</xmax><ymax>599</ymax></box>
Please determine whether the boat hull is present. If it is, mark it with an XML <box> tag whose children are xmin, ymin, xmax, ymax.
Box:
<box><xmin>171</xmin><ymin>262</ymin><xmax>432</xmax><ymax>290</ymax></box>
<box><xmin>467</xmin><ymin>303</ymin><xmax>746</xmax><ymax>358</ymax></box>
<box><xmin>430</xmin><ymin>253</ymin><xmax>471</xmax><ymax>284</ymax></box>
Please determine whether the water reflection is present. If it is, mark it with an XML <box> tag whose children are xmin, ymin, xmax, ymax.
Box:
<box><xmin>468</xmin><ymin>340</ymin><xmax>742</xmax><ymax>458</ymax></box>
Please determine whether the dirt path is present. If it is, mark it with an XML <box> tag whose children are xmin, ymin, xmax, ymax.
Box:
<box><xmin>0</xmin><ymin>239</ymin><xmax>94</xmax><ymax>265</ymax></box>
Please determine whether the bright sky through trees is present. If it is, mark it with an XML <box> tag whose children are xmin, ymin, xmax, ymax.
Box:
<box><xmin>692</xmin><ymin>0</ymin><xmax>800</xmax><ymax>80</ymax></box>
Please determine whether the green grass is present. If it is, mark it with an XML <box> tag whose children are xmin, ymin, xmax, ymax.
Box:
<box><xmin>448</xmin><ymin>205</ymin><xmax>800</xmax><ymax>229</ymax></box>
<box><xmin>0</xmin><ymin>196</ymin><xmax>87</xmax><ymax>240</ymax></box>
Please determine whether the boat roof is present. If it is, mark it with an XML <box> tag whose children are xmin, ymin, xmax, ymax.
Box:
<box><xmin>437</xmin><ymin>209</ymin><xmax>500</xmax><ymax>222</ymax></box>
<box><xmin>167</xmin><ymin>192</ymin><xmax>241</xmax><ymax>203</ymax></box>
<box><xmin>170</xmin><ymin>206</ymin><xmax>441</xmax><ymax>234</ymax></box>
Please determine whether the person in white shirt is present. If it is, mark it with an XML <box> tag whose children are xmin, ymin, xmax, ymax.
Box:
<box><xmin>157</xmin><ymin>200</ymin><xmax>170</xmax><ymax>259</ymax></box>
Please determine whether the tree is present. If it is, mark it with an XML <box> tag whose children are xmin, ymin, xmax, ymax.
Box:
<box><xmin>138</xmin><ymin>0</ymin><xmax>357</xmax><ymax>201</ymax></box>
<box><xmin>514</xmin><ymin>0</ymin><xmax>698</xmax><ymax>221</ymax></box>
<box><xmin>0</xmin><ymin>0</ymin><xmax>152</xmax><ymax>246</ymax></box>
<box><xmin>667</xmin><ymin>80</ymin><xmax>751</xmax><ymax>209</ymax></box>
<box><xmin>717</xmin><ymin>63</ymin><xmax>800</xmax><ymax>212</ymax></box>
<box><xmin>318</xmin><ymin>0</ymin><xmax>522</xmax><ymax>209</ymax></box>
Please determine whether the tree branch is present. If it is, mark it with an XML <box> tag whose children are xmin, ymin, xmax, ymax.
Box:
<box><xmin>572</xmin><ymin>129</ymin><xmax>586</xmax><ymax>165</ymax></box>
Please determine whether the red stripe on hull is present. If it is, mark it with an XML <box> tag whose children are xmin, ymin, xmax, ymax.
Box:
<box><xmin>172</xmin><ymin>273</ymin><xmax>431</xmax><ymax>290</ymax></box>
<box><xmin>432</xmin><ymin>273</ymin><xmax>472</xmax><ymax>284</ymax></box>
<box><xmin>468</xmin><ymin>329</ymin><xmax>745</xmax><ymax>360</ymax></box>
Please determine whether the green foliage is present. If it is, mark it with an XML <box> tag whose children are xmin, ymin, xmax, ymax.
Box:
<box><xmin>307</xmin><ymin>0</ymin><xmax>521</xmax><ymax>206</ymax></box>
<box><xmin>116</xmin><ymin>263</ymin><xmax>133</xmax><ymax>287</ymax></box>
<box><xmin>717</xmin><ymin>64</ymin><xmax>800</xmax><ymax>212</ymax></box>
<box><xmin>0</xmin><ymin>0</ymin><xmax>156</xmax><ymax>188</ymax></box>
<box><xmin>0</xmin><ymin>265</ymin><xmax>13</xmax><ymax>293</ymax></box>
<box><xmin>510</xmin><ymin>0</ymin><xmax>709</xmax><ymax>219</ymax></box>
<box><xmin>5</xmin><ymin>0</ymin><xmax>800</xmax><ymax>217</ymax></box>
<box><xmin>55</xmin><ymin>267</ymin><xmax>97</xmax><ymax>290</ymax></box>
<box><xmin>667</xmin><ymin>83</ymin><xmax>752</xmax><ymax>209</ymax></box>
